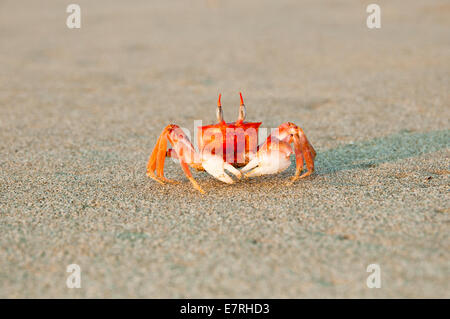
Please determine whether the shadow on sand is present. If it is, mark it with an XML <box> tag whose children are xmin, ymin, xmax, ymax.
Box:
<box><xmin>316</xmin><ymin>129</ymin><xmax>449</xmax><ymax>174</ymax></box>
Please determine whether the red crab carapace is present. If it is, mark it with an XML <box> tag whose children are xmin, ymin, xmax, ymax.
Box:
<box><xmin>147</xmin><ymin>93</ymin><xmax>316</xmax><ymax>193</ymax></box>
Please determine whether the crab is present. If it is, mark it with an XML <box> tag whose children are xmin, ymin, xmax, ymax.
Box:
<box><xmin>146</xmin><ymin>93</ymin><xmax>316</xmax><ymax>193</ymax></box>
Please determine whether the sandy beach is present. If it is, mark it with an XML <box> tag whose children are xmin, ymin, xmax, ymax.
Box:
<box><xmin>0</xmin><ymin>0</ymin><xmax>449</xmax><ymax>298</ymax></box>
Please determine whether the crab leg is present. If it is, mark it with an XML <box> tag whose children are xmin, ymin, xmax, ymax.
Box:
<box><xmin>147</xmin><ymin>124</ymin><xmax>241</xmax><ymax>193</ymax></box>
<box><xmin>179</xmin><ymin>159</ymin><xmax>205</xmax><ymax>194</ymax></box>
<box><xmin>155</xmin><ymin>129</ymin><xmax>177</xmax><ymax>183</ymax></box>
<box><xmin>146</xmin><ymin>135</ymin><xmax>164</xmax><ymax>184</ymax></box>
<box><xmin>146</xmin><ymin>128</ymin><xmax>177</xmax><ymax>184</ymax></box>
<box><xmin>291</xmin><ymin>130</ymin><xmax>315</xmax><ymax>182</ymax></box>
<box><xmin>147</xmin><ymin>124</ymin><xmax>202</xmax><ymax>191</ymax></box>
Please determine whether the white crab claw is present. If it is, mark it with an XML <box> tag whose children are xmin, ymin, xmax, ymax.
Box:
<box><xmin>201</xmin><ymin>154</ymin><xmax>241</xmax><ymax>184</ymax></box>
<box><xmin>241</xmin><ymin>142</ymin><xmax>292</xmax><ymax>178</ymax></box>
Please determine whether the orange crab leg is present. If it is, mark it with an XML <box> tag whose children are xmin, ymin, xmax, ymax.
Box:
<box><xmin>292</xmin><ymin>134</ymin><xmax>304</xmax><ymax>178</ymax></box>
<box><xmin>147</xmin><ymin>124</ymin><xmax>205</xmax><ymax>192</ymax></box>
<box><xmin>146</xmin><ymin>135</ymin><xmax>164</xmax><ymax>184</ymax></box>
<box><xmin>290</xmin><ymin>125</ymin><xmax>316</xmax><ymax>182</ymax></box>
<box><xmin>147</xmin><ymin>129</ymin><xmax>175</xmax><ymax>184</ymax></box>
<box><xmin>291</xmin><ymin>132</ymin><xmax>315</xmax><ymax>182</ymax></box>
<box><xmin>155</xmin><ymin>131</ymin><xmax>178</xmax><ymax>183</ymax></box>
<box><xmin>179</xmin><ymin>159</ymin><xmax>205</xmax><ymax>194</ymax></box>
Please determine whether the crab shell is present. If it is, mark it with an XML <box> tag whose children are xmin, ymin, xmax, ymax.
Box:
<box><xmin>198</xmin><ymin>121</ymin><xmax>262</xmax><ymax>166</ymax></box>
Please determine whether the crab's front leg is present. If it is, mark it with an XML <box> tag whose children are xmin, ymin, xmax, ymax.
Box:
<box><xmin>290</xmin><ymin>125</ymin><xmax>316</xmax><ymax>182</ymax></box>
<box><xmin>147</xmin><ymin>124</ymin><xmax>241</xmax><ymax>194</ymax></box>
<box><xmin>147</xmin><ymin>124</ymin><xmax>205</xmax><ymax>193</ymax></box>
<box><xmin>240</xmin><ymin>122</ymin><xmax>316</xmax><ymax>183</ymax></box>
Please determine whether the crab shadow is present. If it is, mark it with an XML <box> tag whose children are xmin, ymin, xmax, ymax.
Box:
<box><xmin>314</xmin><ymin>129</ymin><xmax>449</xmax><ymax>175</ymax></box>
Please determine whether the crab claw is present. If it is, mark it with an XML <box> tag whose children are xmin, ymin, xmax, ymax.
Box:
<box><xmin>241</xmin><ymin>139</ymin><xmax>292</xmax><ymax>178</ymax></box>
<box><xmin>201</xmin><ymin>153</ymin><xmax>242</xmax><ymax>184</ymax></box>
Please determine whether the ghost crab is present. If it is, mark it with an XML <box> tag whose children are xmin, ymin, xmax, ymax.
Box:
<box><xmin>146</xmin><ymin>93</ymin><xmax>316</xmax><ymax>193</ymax></box>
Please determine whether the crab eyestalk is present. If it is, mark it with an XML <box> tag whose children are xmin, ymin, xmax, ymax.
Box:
<box><xmin>216</xmin><ymin>93</ymin><xmax>224</xmax><ymax>124</ymax></box>
<box><xmin>237</xmin><ymin>92</ymin><xmax>246</xmax><ymax>123</ymax></box>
